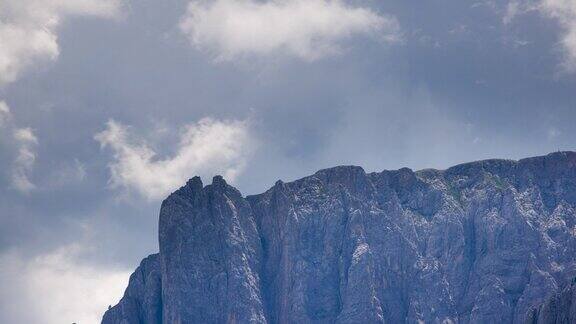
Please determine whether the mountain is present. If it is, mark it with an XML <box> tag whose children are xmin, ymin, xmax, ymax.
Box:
<box><xmin>526</xmin><ymin>278</ymin><xmax>576</xmax><ymax>323</ymax></box>
<box><xmin>102</xmin><ymin>151</ymin><xmax>576</xmax><ymax>324</ymax></box>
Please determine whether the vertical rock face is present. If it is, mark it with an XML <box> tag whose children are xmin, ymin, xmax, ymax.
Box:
<box><xmin>102</xmin><ymin>254</ymin><xmax>162</xmax><ymax>324</ymax></box>
<box><xmin>158</xmin><ymin>176</ymin><xmax>266</xmax><ymax>324</ymax></box>
<box><xmin>525</xmin><ymin>279</ymin><xmax>576</xmax><ymax>324</ymax></box>
<box><xmin>103</xmin><ymin>152</ymin><xmax>576</xmax><ymax>324</ymax></box>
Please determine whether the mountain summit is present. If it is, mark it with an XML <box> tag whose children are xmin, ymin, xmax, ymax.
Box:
<box><xmin>103</xmin><ymin>152</ymin><xmax>576</xmax><ymax>324</ymax></box>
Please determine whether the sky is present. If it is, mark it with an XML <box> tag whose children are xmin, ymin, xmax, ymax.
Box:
<box><xmin>0</xmin><ymin>0</ymin><xmax>575</xmax><ymax>323</ymax></box>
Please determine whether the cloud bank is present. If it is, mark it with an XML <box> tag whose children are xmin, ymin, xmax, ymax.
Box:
<box><xmin>0</xmin><ymin>0</ymin><xmax>122</xmax><ymax>85</ymax></box>
<box><xmin>179</xmin><ymin>0</ymin><xmax>399</xmax><ymax>61</ymax></box>
<box><xmin>96</xmin><ymin>118</ymin><xmax>255</xmax><ymax>200</ymax></box>
<box><xmin>0</xmin><ymin>245</ymin><xmax>129</xmax><ymax>324</ymax></box>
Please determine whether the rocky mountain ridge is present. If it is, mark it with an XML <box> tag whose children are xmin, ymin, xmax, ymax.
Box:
<box><xmin>103</xmin><ymin>151</ymin><xmax>576</xmax><ymax>324</ymax></box>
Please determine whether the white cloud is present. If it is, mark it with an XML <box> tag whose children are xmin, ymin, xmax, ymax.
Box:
<box><xmin>503</xmin><ymin>1</ymin><xmax>522</xmax><ymax>25</ymax></box>
<box><xmin>0</xmin><ymin>0</ymin><xmax>123</xmax><ymax>86</ymax></box>
<box><xmin>540</xmin><ymin>0</ymin><xmax>576</xmax><ymax>70</ymax></box>
<box><xmin>2</xmin><ymin>101</ymin><xmax>88</xmax><ymax>192</ymax></box>
<box><xmin>504</xmin><ymin>0</ymin><xmax>576</xmax><ymax>71</ymax></box>
<box><xmin>0</xmin><ymin>101</ymin><xmax>11</xmax><ymax>126</ymax></box>
<box><xmin>96</xmin><ymin>117</ymin><xmax>256</xmax><ymax>200</ymax></box>
<box><xmin>13</xmin><ymin>127</ymin><xmax>38</xmax><ymax>144</ymax></box>
<box><xmin>502</xmin><ymin>1</ymin><xmax>540</xmax><ymax>25</ymax></box>
<box><xmin>0</xmin><ymin>245</ymin><xmax>130</xmax><ymax>324</ymax></box>
<box><xmin>0</xmin><ymin>101</ymin><xmax>38</xmax><ymax>193</ymax></box>
<box><xmin>179</xmin><ymin>0</ymin><xmax>399</xmax><ymax>61</ymax></box>
<box><xmin>12</xmin><ymin>127</ymin><xmax>38</xmax><ymax>193</ymax></box>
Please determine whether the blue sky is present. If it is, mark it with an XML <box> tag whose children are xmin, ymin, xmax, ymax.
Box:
<box><xmin>0</xmin><ymin>0</ymin><xmax>575</xmax><ymax>322</ymax></box>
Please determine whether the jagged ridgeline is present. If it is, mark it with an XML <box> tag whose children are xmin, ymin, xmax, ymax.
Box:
<box><xmin>103</xmin><ymin>152</ymin><xmax>576</xmax><ymax>324</ymax></box>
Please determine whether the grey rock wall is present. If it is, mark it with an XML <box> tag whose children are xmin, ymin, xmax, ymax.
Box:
<box><xmin>103</xmin><ymin>151</ymin><xmax>576</xmax><ymax>324</ymax></box>
<box><xmin>525</xmin><ymin>279</ymin><xmax>576</xmax><ymax>324</ymax></box>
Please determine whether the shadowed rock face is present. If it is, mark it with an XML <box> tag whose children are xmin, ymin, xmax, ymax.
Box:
<box><xmin>103</xmin><ymin>152</ymin><xmax>576</xmax><ymax>324</ymax></box>
<box><xmin>526</xmin><ymin>279</ymin><xmax>576</xmax><ymax>324</ymax></box>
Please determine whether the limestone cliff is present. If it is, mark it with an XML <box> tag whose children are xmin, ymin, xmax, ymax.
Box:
<box><xmin>103</xmin><ymin>152</ymin><xmax>576</xmax><ymax>324</ymax></box>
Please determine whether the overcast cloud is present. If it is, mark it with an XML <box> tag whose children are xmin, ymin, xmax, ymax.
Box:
<box><xmin>0</xmin><ymin>0</ymin><xmax>575</xmax><ymax>323</ymax></box>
